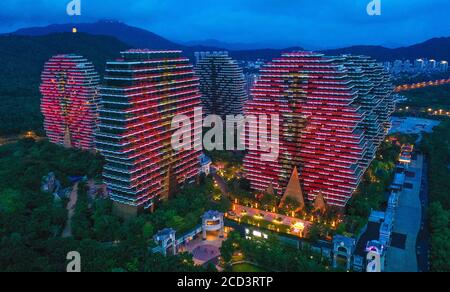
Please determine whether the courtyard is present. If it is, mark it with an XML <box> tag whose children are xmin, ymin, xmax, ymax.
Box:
<box><xmin>183</xmin><ymin>231</ymin><xmax>228</xmax><ymax>266</ymax></box>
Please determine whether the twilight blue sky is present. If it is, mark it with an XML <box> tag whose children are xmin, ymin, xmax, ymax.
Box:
<box><xmin>1</xmin><ymin>0</ymin><xmax>449</xmax><ymax>49</ymax></box>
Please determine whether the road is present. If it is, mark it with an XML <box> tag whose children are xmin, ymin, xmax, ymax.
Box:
<box><xmin>385</xmin><ymin>154</ymin><xmax>424</xmax><ymax>272</ymax></box>
<box><xmin>211</xmin><ymin>167</ymin><xmax>230</xmax><ymax>198</ymax></box>
<box><xmin>395</xmin><ymin>78</ymin><xmax>450</xmax><ymax>92</ymax></box>
<box><xmin>0</xmin><ymin>133</ymin><xmax>45</xmax><ymax>146</ymax></box>
<box><xmin>62</xmin><ymin>183</ymin><xmax>79</xmax><ymax>238</ymax></box>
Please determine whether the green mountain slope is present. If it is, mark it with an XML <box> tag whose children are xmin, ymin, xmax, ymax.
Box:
<box><xmin>0</xmin><ymin>33</ymin><xmax>130</xmax><ymax>135</ymax></box>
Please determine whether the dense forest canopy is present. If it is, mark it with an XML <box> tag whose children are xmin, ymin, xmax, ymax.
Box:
<box><xmin>420</xmin><ymin>119</ymin><xmax>450</xmax><ymax>272</ymax></box>
<box><xmin>401</xmin><ymin>83</ymin><xmax>450</xmax><ymax>111</ymax></box>
<box><xmin>0</xmin><ymin>140</ymin><xmax>225</xmax><ymax>272</ymax></box>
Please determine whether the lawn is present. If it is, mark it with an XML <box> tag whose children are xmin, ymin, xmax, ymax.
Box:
<box><xmin>232</xmin><ymin>263</ymin><xmax>266</xmax><ymax>273</ymax></box>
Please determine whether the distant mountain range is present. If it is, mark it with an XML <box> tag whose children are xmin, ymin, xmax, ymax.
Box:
<box><xmin>8</xmin><ymin>20</ymin><xmax>450</xmax><ymax>62</ymax></box>
<box><xmin>321</xmin><ymin>37</ymin><xmax>450</xmax><ymax>62</ymax></box>
<box><xmin>182</xmin><ymin>39</ymin><xmax>263</xmax><ymax>51</ymax></box>
<box><xmin>182</xmin><ymin>39</ymin><xmax>307</xmax><ymax>51</ymax></box>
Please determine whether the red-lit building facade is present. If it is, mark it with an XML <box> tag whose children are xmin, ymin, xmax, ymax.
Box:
<box><xmin>96</xmin><ymin>50</ymin><xmax>202</xmax><ymax>213</ymax></box>
<box><xmin>40</xmin><ymin>54</ymin><xmax>100</xmax><ymax>150</ymax></box>
<box><xmin>244</xmin><ymin>52</ymin><xmax>394</xmax><ymax>207</ymax></box>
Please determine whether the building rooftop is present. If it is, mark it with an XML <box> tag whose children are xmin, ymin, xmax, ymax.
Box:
<box><xmin>202</xmin><ymin>210</ymin><xmax>224</xmax><ymax>221</ymax></box>
<box><xmin>154</xmin><ymin>228</ymin><xmax>176</xmax><ymax>241</ymax></box>
<box><xmin>200</xmin><ymin>154</ymin><xmax>212</xmax><ymax>165</ymax></box>
<box><xmin>366</xmin><ymin>240</ymin><xmax>385</xmax><ymax>255</ymax></box>
<box><xmin>333</xmin><ymin>235</ymin><xmax>356</xmax><ymax>247</ymax></box>
<box><xmin>355</xmin><ymin>222</ymin><xmax>381</xmax><ymax>257</ymax></box>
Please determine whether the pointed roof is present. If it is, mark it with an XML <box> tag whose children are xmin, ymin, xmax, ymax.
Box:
<box><xmin>279</xmin><ymin>167</ymin><xmax>305</xmax><ymax>210</ymax></box>
<box><xmin>313</xmin><ymin>192</ymin><xmax>327</xmax><ymax>214</ymax></box>
<box><xmin>63</xmin><ymin>125</ymin><xmax>72</xmax><ymax>148</ymax></box>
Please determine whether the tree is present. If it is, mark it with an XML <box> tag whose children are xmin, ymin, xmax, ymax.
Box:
<box><xmin>429</xmin><ymin>202</ymin><xmax>450</xmax><ymax>272</ymax></box>
<box><xmin>307</xmin><ymin>224</ymin><xmax>323</xmax><ymax>243</ymax></box>
<box><xmin>0</xmin><ymin>189</ymin><xmax>24</xmax><ymax>214</ymax></box>
<box><xmin>142</xmin><ymin>222</ymin><xmax>155</xmax><ymax>241</ymax></box>
<box><xmin>168</xmin><ymin>215</ymin><xmax>186</xmax><ymax>232</ymax></box>
<box><xmin>72</xmin><ymin>183</ymin><xmax>92</xmax><ymax>240</ymax></box>
<box><xmin>0</xmin><ymin>140</ymin><xmax>232</xmax><ymax>272</ymax></box>
<box><xmin>282</xmin><ymin>197</ymin><xmax>301</xmax><ymax>215</ymax></box>
<box><xmin>239</xmin><ymin>178</ymin><xmax>252</xmax><ymax>191</ymax></box>
<box><xmin>261</xmin><ymin>193</ymin><xmax>278</xmax><ymax>211</ymax></box>
<box><xmin>420</xmin><ymin>120</ymin><xmax>450</xmax><ymax>271</ymax></box>
<box><xmin>93</xmin><ymin>214</ymin><xmax>121</xmax><ymax>242</ymax></box>
<box><xmin>223</xmin><ymin>232</ymin><xmax>330</xmax><ymax>272</ymax></box>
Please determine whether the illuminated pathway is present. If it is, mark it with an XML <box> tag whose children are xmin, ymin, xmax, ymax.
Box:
<box><xmin>0</xmin><ymin>133</ymin><xmax>44</xmax><ymax>146</ymax></box>
<box><xmin>395</xmin><ymin>78</ymin><xmax>450</xmax><ymax>92</ymax></box>
<box><xmin>230</xmin><ymin>204</ymin><xmax>313</xmax><ymax>238</ymax></box>
<box><xmin>62</xmin><ymin>183</ymin><xmax>79</xmax><ymax>238</ymax></box>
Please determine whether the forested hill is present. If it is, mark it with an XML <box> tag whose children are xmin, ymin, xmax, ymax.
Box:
<box><xmin>0</xmin><ymin>33</ymin><xmax>130</xmax><ymax>136</ymax></box>
<box><xmin>322</xmin><ymin>37</ymin><xmax>450</xmax><ymax>62</ymax></box>
<box><xmin>0</xmin><ymin>33</ymin><xmax>130</xmax><ymax>96</ymax></box>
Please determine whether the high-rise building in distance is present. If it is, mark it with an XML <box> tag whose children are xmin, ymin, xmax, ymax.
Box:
<box><xmin>440</xmin><ymin>61</ymin><xmax>449</xmax><ymax>72</ymax></box>
<box><xmin>96</xmin><ymin>50</ymin><xmax>202</xmax><ymax>215</ymax></box>
<box><xmin>244</xmin><ymin>52</ymin><xmax>395</xmax><ymax>208</ymax></box>
<box><xmin>244</xmin><ymin>73</ymin><xmax>259</xmax><ymax>100</ymax></box>
<box><xmin>40</xmin><ymin>54</ymin><xmax>100</xmax><ymax>150</ymax></box>
<box><xmin>195</xmin><ymin>51</ymin><xmax>247</xmax><ymax>116</ymax></box>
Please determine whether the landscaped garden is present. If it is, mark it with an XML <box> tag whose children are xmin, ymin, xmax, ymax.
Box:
<box><xmin>220</xmin><ymin>231</ymin><xmax>334</xmax><ymax>272</ymax></box>
<box><xmin>214</xmin><ymin>138</ymin><xmax>404</xmax><ymax>242</ymax></box>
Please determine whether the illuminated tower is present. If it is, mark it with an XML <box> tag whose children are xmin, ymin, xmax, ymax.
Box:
<box><xmin>40</xmin><ymin>54</ymin><xmax>100</xmax><ymax>150</ymax></box>
<box><xmin>244</xmin><ymin>52</ymin><xmax>369</xmax><ymax>207</ymax></box>
<box><xmin>195</xmin><ymin>52</ymin><xmax>247</xmax><ymax>116</ymax></box>
<box><xmin>96</xmin><ymin>50</ymin><xmax>202</xmax><ymax>214</ymax></box>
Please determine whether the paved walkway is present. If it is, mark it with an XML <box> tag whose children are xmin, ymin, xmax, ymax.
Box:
<box><xmin>62</xmin><ymin>183</ymin><xmax>79</xmax><ymax>238</ymax></box>
<box><xmin>0</xmin><ymin>134</ymin><xmax>45</xmax><ymax>146</ymax></box>
<box><xmin>184</xmin><ymin>235</ymin><xmax>226</xmax><ymax>266</ymax></box>
<box><xmin>385</xmin><ymin>155</ymin><xmax>424</xmax><ymax>272</ymax></box>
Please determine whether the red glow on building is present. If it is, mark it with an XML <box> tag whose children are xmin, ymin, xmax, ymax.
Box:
<box><xmin>244</xmin><ymin>52</ymin><xmax>394</xmax><ymax>207</ymax></box>
<box><xmin>40</xmin><ymin>54</ymin><xmax>100</xmax><ymax>150</ymax></box>
<box><xmin>96</xmin><ymin>50</ymin><xmax>202</xmax><ymax>210</ymax></box>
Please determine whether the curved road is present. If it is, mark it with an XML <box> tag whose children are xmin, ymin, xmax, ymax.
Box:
<box><xmin>385</xmin><ymin>154</ymin><xmax>428</xmax><ymax>272</ymax></box>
